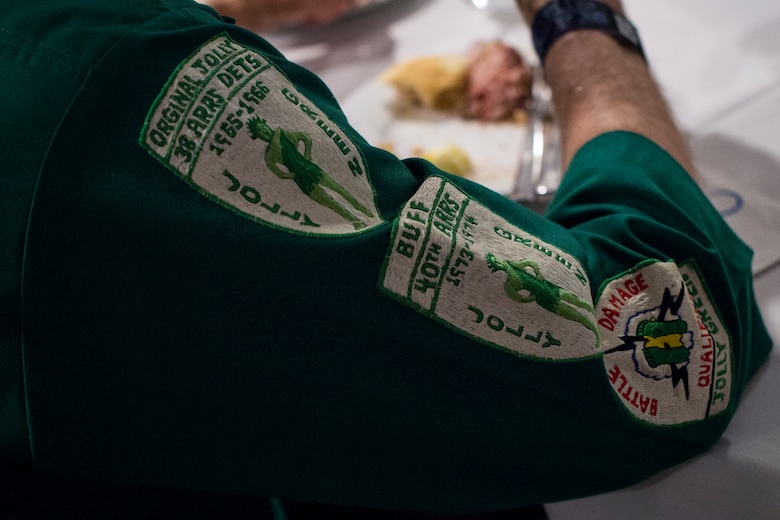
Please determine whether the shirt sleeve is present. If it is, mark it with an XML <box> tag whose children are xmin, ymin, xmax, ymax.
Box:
<box><xmin>16</xmin><ymin>4</ymin><xmax>772</xmax><ymax>514</ymax></box>
<box><xmin>547</xmin><ymin>131</ymin><xmax>771</xmax><ymax>388</ymax></box>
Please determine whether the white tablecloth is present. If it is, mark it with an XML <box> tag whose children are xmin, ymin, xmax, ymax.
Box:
<box><xmin>266</xmin><ymin>1</ymin><xmax>780</xmax><ymax>517</ymax></box>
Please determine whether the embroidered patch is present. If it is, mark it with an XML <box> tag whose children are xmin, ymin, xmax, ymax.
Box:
<box><xmin>597</xmin><ymin>260</ymin><xmax>733</xmax><ymax>426</ymax></box>
<box><xmin>380</xmin><ymin>176</ymin><xmax>597</xmax><ymax>361</ymax></box>
<box><xmin>140</xmin><ymin>34</ymin><xmax>381</xmax><ymax>235</ymax></box>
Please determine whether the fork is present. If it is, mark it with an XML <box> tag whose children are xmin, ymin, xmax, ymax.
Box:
<box><xmin>511</xmin><ymin>67</ymin><xmax>558</xmax><ymax>203</ymax></box>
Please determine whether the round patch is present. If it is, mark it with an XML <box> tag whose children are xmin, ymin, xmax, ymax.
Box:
<box><xmin>597</xmin><ymin>260</ymin><xmax>733</xmax><ymax>426</ymax></box>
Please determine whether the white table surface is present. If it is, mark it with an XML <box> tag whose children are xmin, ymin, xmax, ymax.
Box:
<box><xmin>265</xmin><ymin>1</ymin><xmax>780</xmax><ymax>517</ymax></box>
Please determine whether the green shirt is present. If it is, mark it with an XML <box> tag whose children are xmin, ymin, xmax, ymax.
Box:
<box><xmin>0</xmin><ymin>0</ymin><xmax>772</xmax><ymax>514</ymax></box>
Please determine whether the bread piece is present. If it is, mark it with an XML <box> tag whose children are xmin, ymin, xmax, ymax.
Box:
<box><xmin>381</xmin><ymin>55</ymin><xmax>469</xmax><ymax>112</ymax></box>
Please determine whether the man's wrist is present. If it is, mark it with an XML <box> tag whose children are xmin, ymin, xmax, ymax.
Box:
<box><xmin>517</xmin><ymin>0</ymin><xmax>624</xmax><ymax>24</ymax></box>
<box><xmin>529</xmin><ymin>0</ymin><xmax>643</xmax><ymax>65</ymax></box>
<box><xmin>516</xmin><ymin>0</ymin><xmax>552</xmax><ymax>24</ymax></box>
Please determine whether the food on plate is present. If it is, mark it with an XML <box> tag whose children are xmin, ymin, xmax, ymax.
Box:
<box><xmin>381</xmin><ymin>41</ymin><xmax>532</xmax><ymax>122</ymax></box>
<box><xmin>464</xmin><ymin>41</ymin><xmax>533</xmax><ymax>122</ymax></box>
<box><xmin>377</xmin><ymin>141</ymin><xmax>474</xmax><ymax>178</ymax></box>
<box><xmin>418</xmin><ymin>143</ymin><xmax>473</xmax><ymax>177</ymax></box>
<box><xmin>380</xmin><ymin>55</ymin><xmax>469</xmax><ymax>112</ymax></box>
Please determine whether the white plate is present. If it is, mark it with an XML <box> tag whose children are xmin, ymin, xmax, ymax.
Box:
<box><xmin>270</xmin><ymin>0</ymin><xmax>398</xmax><ymax>33</ymax></box>
<box><xmin>342</xmin><ymin>77</ymin><xmax>528</xmax><ymax>195</ymax></box>
<box><xmin>350</xmin><ymin>0</ymin><xmax>396</xmax><ymax>16</ymax></box>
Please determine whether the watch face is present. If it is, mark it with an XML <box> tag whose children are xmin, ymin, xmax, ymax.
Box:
<box><xmin>614</xmin><ymin>13</ymin><xmax>641</xmax><ymax>46</ymax></box>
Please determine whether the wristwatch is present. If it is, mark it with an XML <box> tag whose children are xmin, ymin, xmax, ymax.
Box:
<box><xmin>531</xmin><ymin>0</ymin><xmax>646</xmax><ymax>64</ymax></box>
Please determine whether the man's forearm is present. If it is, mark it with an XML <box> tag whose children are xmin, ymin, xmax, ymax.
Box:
<box><xmin>516</xmin><ymin>0</ymin><xmax>697</xmax><ymax>177</ymax></box>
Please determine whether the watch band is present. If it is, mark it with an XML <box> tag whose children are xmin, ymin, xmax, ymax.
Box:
<box><xmin>531</xmin><ymin>0</ymin><xmax>646</xmax><ymax>64</ymax></box>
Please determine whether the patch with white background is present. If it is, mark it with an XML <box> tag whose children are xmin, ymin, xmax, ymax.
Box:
<box><xmin>140</xmin><ymin>34</ymin><xmax>381</xmax><ymax>235</ymax></box>
<box><xmin>380</xmin><ymin>176</ymin><xmax>598</xmax><ymax>361</ymax></box>
<box><xmin>597</xmin><ymin>260</ymin><xmax>733</xmax><ymax>426</ymax></box>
